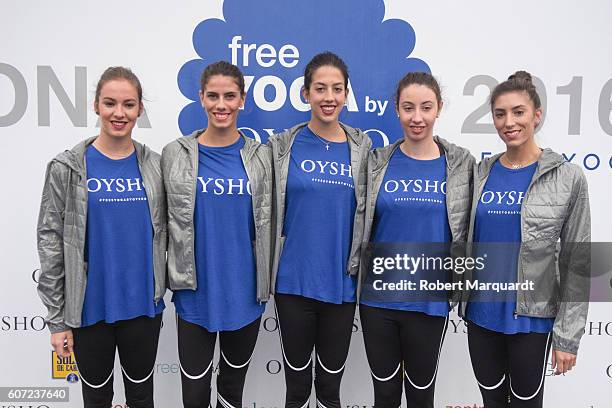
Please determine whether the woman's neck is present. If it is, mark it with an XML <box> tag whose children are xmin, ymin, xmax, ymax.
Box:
<box><xmin>93</xmin><ymin>134</ymin><xmax>134</xmax><ymax>159</ymax></box>
<box><xmin>198</xmin><ymin>126</ymin><xmax>240</xmax><ymax>147</ymax></box>
<box><xmin>308</xmin><ymin>120</ymin><xmax>346</xmax><ymax>142</ymax></box>
<box><xmin>503</xmin><ymin>139</ymin><xmax>541</xmax><ymax>167</ymax></box>
<box><xmin>400</xmin><ymin>135</ymin><xmax>439</xmax><ymax>160</ymax></box>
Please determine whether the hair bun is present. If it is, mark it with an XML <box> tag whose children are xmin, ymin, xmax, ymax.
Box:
<box><xmin>508</xmin><ymin>70</ymin><xmax>533</xmax><ymax>83</ymax></box>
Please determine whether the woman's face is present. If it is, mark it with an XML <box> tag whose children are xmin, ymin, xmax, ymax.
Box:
<box><xmin>199</xmin><ymin>74</ymin><xmax>245</xmax><ymax>130</ymax></box>
<box><xmin>303</xmin><ymin>65</ymin><xmax>348</xmax><ymax>128</ymax></box>
<box><xmin>396</xmin><ymin>84</ymin><xmax>441</xmax><ymax>143</ymax></box>
<box><xmin>95</xmin><ymin>79</ymin><xmax>142</xmax><ymax>140</ymax></box>
<box><xmin>492</xmin><ymin>91</ymin><xmax>542</xmax><ymax>149</ymax></box>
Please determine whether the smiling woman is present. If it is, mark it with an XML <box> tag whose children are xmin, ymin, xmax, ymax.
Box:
<box><xmin>462</xmin><ymin>71</ymin><xmax>591</xmax><ymax>408</ymax></box>
<box><xmin>94</xmin><ymin>74</ymin><xmax>143</xmax><ymax>146</ymax></box>
<box><xmin>490</xmin><ymin>71</ymin><xmax>543</xmax><ymax>168</ymax></box>
<box><xmin>267</xmin><ymin>52</ymin><xmax>371</xmax><ymax>408</ymax></box>
<box><xmin>161</xmin><ymin>60</ymin><xmax>273</xmax><ymax>408</ymax></box>
<box><xmin>36</xmin><ymin>66</ymin><xmax>167</xmax><ymax>408</ymax></box>
<box><xmin>358</xmin><ymin>72</ymin><xmax>475</xmax><ymax>408</ymax></box>
<box><xmin>198</xmin><ymin>63</ymin><xmax>246</xmax><ymax>140</ymax></box>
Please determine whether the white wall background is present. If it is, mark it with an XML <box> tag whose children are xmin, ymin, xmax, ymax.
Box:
<box><xmin>1</xmin><ymin>1</ymin><xmax>610</xmax><ymax>407</ymax></box>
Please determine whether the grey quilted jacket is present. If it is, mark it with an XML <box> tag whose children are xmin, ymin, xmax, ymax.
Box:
<box><xmin>460</xmin><ymin>149</ymin><xmax>591</xmax><ymax>354</ymax></box>
<box><xmin>37</xmin><ymin>137</ymin><xmax>167</xmax><ymax>333</ymax></box>
<box><xmin>161</xmin><ymin>130</ymin><xmax>273</xmax><ymax>302</ymax></box>
<box><xmin>268</xmin><ymin>122</ymin><xmax>372</xmax><ymax>292</ymax></box>
<box><xmin>358</xmin><ymin>136</ymin><xmax>475</xmax><ymax>302</ymax></box>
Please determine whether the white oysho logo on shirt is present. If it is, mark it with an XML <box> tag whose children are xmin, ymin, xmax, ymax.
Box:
<box><xmin>480</xmin><ymin>190</ymin><xmax>525</xmax><ymax>205</ymax></box>
<box><xmin>197</xmin><ymin>177</ymin><xmax>252</xmax><ymax>195</ymax></box>
<box><xmin>300</xmin><ymin>160</ymin><xmax>352</xmax><ymax>178</ymax></box>
<box><xmin>384</xmin><ymin>179</ymin><xmax>447</xmax><ymax>195</ymax></box>
<box><xmin>87</xmin><ymin>178</ymin><xmax>144</xmax><ymax>193</ymax></box>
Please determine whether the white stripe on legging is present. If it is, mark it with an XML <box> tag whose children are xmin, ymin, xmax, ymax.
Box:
<box><xmin>404</xmin><ymin>315</ymin><xmax>449</xmax><ymax>390</ymax></box>
<box><xmin>476</xmin><ymin>374</ymin><xmax>506</xmax><ymax>390</ymax></box>
<box><xmin>179</xmin><ymin>358</ymin><xmax>214</xmax><ymax>380</ymax></box>
<box><xmin>78</xmin><ymin>368</ymin><xmax>114</xmax><ymax>389</ymax></box>
<box><xmin>274</xmin><ymin>303</ymin><xmax>312</xmax><ymax>371</ymax></box>
<box><xmin>218</xmin><ymin>392</ymin><xmax>236</xmax><ymax>408</ymax></box>
<box><xmin>316</xmin><ymin>353</ymin><xmax>345</xmax><ymax>374</ymax></box>
<box><xmin>509</xmin><ymin>332</ymin><xmax>552</xmax><ymax>401</ymax></box>
<box><xmin>175</xmin><ymin>313</ymin><xmax>215</xmax><ymax>380</ymax></box>
<box><xmin>221</xmin><ymin>350</ymin><xmax>253</xmax><ymax>369</ymax></box>
<box><xmin>122</xmin><ymin>312</ymin><xmax>163</xmax><ymax>384</ymax></box>
<box><xmin>73</xmin><ymin>357</ymin><xmax>114</xmax><ymax>389</ymax></box>
<box><xmin>371</xmin><ymin>362</ymin><xmax>401</xmax><ymax>382</ymax></box>
<box><xmin>121</xmin><ymin>365</ymin><xmax>155</xmax><ymax>384</ymax></box>
<box><xmin>317</xmin><ymin>398</ymin><xmax>330</xmax><ymax>408</ymax></box>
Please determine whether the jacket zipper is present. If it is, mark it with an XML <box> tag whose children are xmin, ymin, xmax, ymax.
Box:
<box><xmin>139</xmin><ymin>155</ymin><xmax>162</xmax><ymax>307</ymax></box>
<box><xmin>514</xmin><ymin>161</ymin><xmax>559</xmax><ymax>319</ymax></box>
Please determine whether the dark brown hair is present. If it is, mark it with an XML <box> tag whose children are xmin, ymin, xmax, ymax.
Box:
<box><xmin>200</xmin><ymin>61</ymin><xmax>245</xmax><ymax>95</ymax></box>
<box><xmin>395</xmin><ymin>71</ymin><xmax>442</xmax><ymax>109</ymax></box>
<box><xmin>95</xmin><ymin>66</ymin><xmax>143</xmax><ymax>105</ymax></box>
<box><xmin>490</xmin><ymin>70</ymin><xmax>541</xmax><ymax>110</ymax></box>
<box><xmin>303</xmin><ymin>51</ymin><xmax>349</xmax><ymax>90</ymax></box>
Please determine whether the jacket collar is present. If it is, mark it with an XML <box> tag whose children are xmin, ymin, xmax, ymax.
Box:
<box><xmin>177</xmin><ymin>128</ymin><xmax>260</xmax><ymax>161</ymax></box>
<box><xmin>55</xmin><ymin>136</ymin><xmax>149</xmax><ymax>174</ymax></box>
<box><xmin>434</xmin><ymin>135</ymin><xmax>459</xmax><ymax>169</ymax></box>
<box><xmin>478</xmin><ymin>148</ymin><xmax>565</xmax><ymax>181</ymax></box>
<box><xmin>371</xmin><ymin>135</ymin><xmax>464</xmax><ymax>172</ymax></box>
<box><xmin>534</xmin><ymin>148</ymin><xmax>566</xmax><ymax>175</ymax></box>
<box><xmin>275</xmin><ymin>121</ymin><xmax>364</xmax><ymax>157</ymax></box>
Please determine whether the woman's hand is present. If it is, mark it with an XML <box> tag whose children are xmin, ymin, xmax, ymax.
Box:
<box><xmin>51</xmin><ymin>330</ymin><xmax>74</xmax><ymax>358</ymax></box>
<box><xmin>551</xmin><ymin>349</ymin><xmax>576</xmax><ymax>375</ymax></box>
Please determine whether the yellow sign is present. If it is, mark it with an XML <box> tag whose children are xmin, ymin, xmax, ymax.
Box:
<box><xmin>51</xmin><ymin>351</ymin><xmax>79</xmax><ymax>379</ymax></box>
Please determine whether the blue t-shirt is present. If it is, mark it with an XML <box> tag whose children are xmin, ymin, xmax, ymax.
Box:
<box><xmin>467</xmin><ymin>160</ymin><xmax>554</xmax><ymax>334</ymax></box>
<box><xmin>173</xmin><ymin>137</ymin><xmax>265</xmax><ymax>332</ymax></box>
<box><xmin>276</xmin><ymin>126</ymin><xmax>357</xmax><ymax>303</ymax></box>
<box><xmin>361</xmin><ymin>148</ymin><xmax>451</xmax><ymax>316</ymax></box>
<box><xmin>81</xmin><ymin>145</ymin><xmax>164</xmax><ymax>326</ymax></box>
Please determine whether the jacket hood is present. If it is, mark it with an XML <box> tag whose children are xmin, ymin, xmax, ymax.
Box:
<box><xmin>371</xmin><ymin>136</ymin><xmax>472</xmax><ymax>172</ymax></box>
<box><xmin>177</xmin><ymin>128</ymin><xmax>262</xmax><ymax>161</ymax></box>
<box><xmin>52</xmin><ymin>136</ymin><xmax>96</xmax><ymax>172</ymax></box>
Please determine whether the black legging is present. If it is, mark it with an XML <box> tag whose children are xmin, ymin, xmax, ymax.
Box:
<box><xmin>359</xmin><ymin>304</ymin><xmax>448</xmax><ymax>408</ymax></box>
<box><xmin>467</xmin><ymin>321</ymin><xmax>553</xmax><ymax>408</ymax></box>
<box><xmin>274</xmin><ymin>294</ymin><xmax>356</xmax><ymax>408</ymax></box>
<box><xmin>72</xmin><ymin>314</ymin><xmax>162</xmax><ymax>408</ymax></box>
<box><xmin>177</xmin><ymin>315</ymin><xmax>261</xmax><ymax>408</ymax></box>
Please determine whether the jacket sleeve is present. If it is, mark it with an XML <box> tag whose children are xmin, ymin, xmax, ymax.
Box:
<box><xmin>160</xmin><ymin>141</ymin><xmax>187</xmax><ymax>291</ymax></box>
<box><xmin>348</xmin><ymin>132</ymin><xmax>372</xmax><ymax>275</ymax></box>
<box><xmin>160</xmin><ymin>143</ymin><xmax>174</xmax><ymax>190</ymax></box>
<box><xmin>450</xmin><ymin>152</ymin><xmax>476</xmax><ymax>308</ymax></box>
<box><xmin>553</xmin><ymin>168</ymin><xmax>590</xmax><ymax>354</ymax></box>
<box><xmin>357</xmin><ymin>149</ymin><xmax>376</xmax><ymax>301</ymax></box>
<box><xmin>467</xmin><ymin>154</ymin><xmax>476</xmax><ymax>219</ymax></box>
<box><xmin>36</xmin><ymin>160</ymin><xmax>70</xmax><ymax>333</ymax></box>
<box><xmin>265</xmin><ymin>136</ymin><xmax>277</xmax><ymax>275</ymax></box>
<box><xmin>266</xmin><ymin>143</ymin><xmax>276</xmax><ymax>281</ymax></box>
